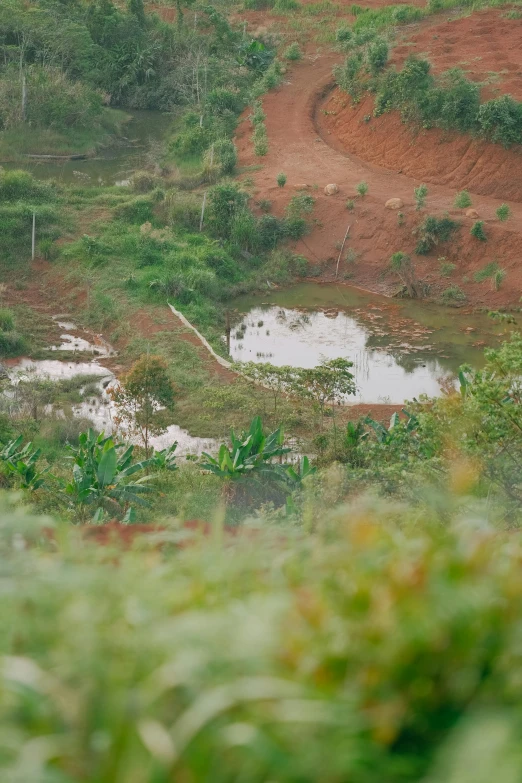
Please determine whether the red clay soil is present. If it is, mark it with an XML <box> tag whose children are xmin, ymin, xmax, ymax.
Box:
<box><xmin>235</xmin><ymin>53</ymin><xmax>522</xmax><ymax>307</ymax></box>
<box><xmin>393</xmin><ymin>8</ymin><xmax>522</xmax><ymax>101</ymax></box>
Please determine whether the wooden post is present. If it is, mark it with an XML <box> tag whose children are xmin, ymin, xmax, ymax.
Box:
<box><xmin>199</xmin><ymin>191</ymin><xmax>207</xmax><ymax>232</ymax></box>
<box><xmin>210</xmin><ymin>143</ymin><xmax>214</xmax><ymax>167</ymax></box>
<box><xmin>335</xmin><ymin>224</ymin><xmax>351</xmax><ymax>279</ymax></box>
<box><xmin>31</xmin><ymin>210</ymin><xmax>36</xmax><ymax>260</ymax></box>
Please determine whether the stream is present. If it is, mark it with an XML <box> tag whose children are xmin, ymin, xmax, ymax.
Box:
<box><xmin>229</xmin><ymin>283</ymin><xmax>517</xmax><ymax>404</ymax></box>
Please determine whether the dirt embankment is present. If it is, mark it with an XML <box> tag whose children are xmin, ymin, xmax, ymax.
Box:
<box><xmin>236</xmin><ymin>51</ymin><xmax>522</xmax><ymax>307</ymax></box>
<box><xmin>319</xmin><ymin>90</ymin><xmax>522</xmax><ymax>202</ymax></box>
<box><xmin>393</xmin><ymin>8</ymin><xmax>522</xmax><ymax>101</ymax></box>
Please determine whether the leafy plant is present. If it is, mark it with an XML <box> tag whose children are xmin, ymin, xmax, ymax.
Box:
<box><xmin>356</xmin><ymin>181</ymin><xmax>368</xmax><ymax>197</ymax></box>
<box><xmin>440</xmin><ymin>285</ymin><xmax>466</xmax><ymax>305</ymax></box>
<box><xmin>492</xmin><ymin>269</ymin><xmax>506</xmax><ymax>291</ymax></box>
<box><xmin>414</xmin><ymin>183</ymin><xmax>428</xmax><ymax>210</ymax></box>
<box><xmin>284</xmin><ymin>42</ymin><xmax>302</xmax><ymax>61</ymax></box>
<box><xmin>474</xmin><ymin>262</ymin><xmax>499</xmax><ymax>283</ymax></box>
<box><xmin>200</xmin><ymin>416</ymin><xmax>290</xmax><ymax>485</ymax></box>
<box><xmin>0</xmin><ymin>435</ymin><xmax>48</xmax><ymax>490</ymax></box>
<box><xmin>471</xmin><ymin>220</ymin><xmax>487</xmax><ymax>241</ymax></box>
<box><xmin>454</xmin><ymin>190</ymin><xmax>472</xmax><ymax>209</ymax></box>
<box><xmin>346</xmin><ymin>199</ymin><xmax>355</xmax><ymax>210</ymax></box>
<box><xmin>415</xmin><ymin>214</ymin><xmax>459</xmax><ymax>254</ymax></box>
<box><xmin>496</xmin><ymin>204</ymin><xmax>511</xmax><ymax>222</ymax></box>
<box><xmin>63</xmin><ymin>429</ymin><xmax>154</xmax><ymax>521</ymax></box>
<box><xmin>277</xmin><ymin>172</ymin><xmax>287</xmax><ymax>187</ymax></box>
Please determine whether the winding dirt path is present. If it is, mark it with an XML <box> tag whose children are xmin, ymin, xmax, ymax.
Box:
<box><xmin>236</xmin><ymin>54</ymin><xmax>522</xmax><ymax>306</ymax></box>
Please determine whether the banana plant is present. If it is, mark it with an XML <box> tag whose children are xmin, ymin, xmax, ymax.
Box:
<box><xmin>284</xmin><ymin>456</ymin><xmax>317</xmax><ymax>487</ymax></box>
<box><xmin>364</xmin><ymin>410</ymin><xmax>419</xmax><ymax>444</ymax></box>
<box><xmin>150</xmin><ymin>443</ymin><xmax>178</xmax><ymax>471</ymax></box>
<box><xmin>63</xmin><ymin>429</ymin><xmax>154</xmax><ymax>521</ymax></box>
<box><xmin>200</xmin><ymin>416</ymin><xmax>291</xmax><ymax>481</ymax></box>
<box><xmin>0</xmin><ymin>435</ymin><xmax>48</xmax><ymax>491</ymax></box>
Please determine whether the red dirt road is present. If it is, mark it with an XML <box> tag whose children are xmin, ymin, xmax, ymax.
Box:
<box><xmin>236</xmin><ymin>53</ymin><xmax>522</xmax><ymax>306</ymax></box>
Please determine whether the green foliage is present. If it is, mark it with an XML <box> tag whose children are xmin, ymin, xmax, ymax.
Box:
<box><xmin>0</xmin><ymin>169</ymin><xmax>55</xmax><ymax>202</ymax></box>
<box><xmin>356</xmin><ymin>181</ymin><xmax>368</xmax><ymax>196</ymax></box>
<box><xmin>200</xmin><ymin>415</ymin><xmax>290</xmax><ymax>482</ymax></box>
<box><xmin>496</xmin><ymin>203</ymin><xmax>511</xmax><ymax>222</ymax></box>
<box><xmin>207</xmin><ymin>183</ymin><xmax>248</xmax><ymax>239</ymax></box>
<box><xmin>474</xmin><ymin>262</ymin><xmax>499</xmax><ymax>283</ymax></box>
<box><xmin>284</xmin><ymin>42</ymin><xmax>302</xmax><ymax>61</ymax></box>
<box><xmin>440</xmin><ymin>261</ymin><xmax>456</xmax><ymax>277</ymax></box>
<box><xmin>415</xmin><ymin>214</ymin><xmax>459</xmax><ymax>255</ymax></box>
<box><xmin>367</xmin><ymin>37</ymin><xmax>388</xmax><ymax>75</ymax></box>
<box><xmin>277</xmin><ymin>172</ymin><xmax>287</xmax><ymax>187</ymax></box>
<box><xmin>414</xmin><ymin>183</ymin><xmax>428</xmax><ymax>210</ymax></box>
<box><xmin>0</xmin><ymin>309</ymin><xmax>14</xmax><ymax>333</ymax></box>
<box><xmin>440</xmin><ymin>284</ymin><xmax>466</xmax><ymax>304</ymax></box>
<box><xmin>110</xmin><ymin>354</ymin><xmax>176</xmax><ymax>455</ymax></box>
<box><xmin>333</xmin><ymin>52</ymin><xmax>364</xmax><ymax>101</ymax></box>
<box><xmin>477</xmin><ymin>95</ymin><xmax>522</xmax><ymax>147</ymax></box>
<box><xmin>492</xmin><ymin>268</ymin><xmax>506</xmax><ymax>291</ymax></box>
<box><xmin>0</xmin><ymin>435</ymin><xmax>48</xmax><ymax>490</ymax></box>
<box><xmin>113</xmin><ymin>195</ymin><xmax>155</xmax><ymax>224</ymax></box>
<box><xmin>346</xmin><ymin>199</ymin><xmax>355</xmax><ymax>210</ymax></box>
<box><xmin>471</xmin><ymin>220</ymin><xmax>487</xmax><ymax>241</ymax></box>
<box><xmin>454</xmin><ymin>190</ymin><xmax>472</xmax><ymax>209</ymax></box>
<box><xmin>62</xmin><ymin>428</ymin><xmax>154</xmax><ymax>520</ymax></box>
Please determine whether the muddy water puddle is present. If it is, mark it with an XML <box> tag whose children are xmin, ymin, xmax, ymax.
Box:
<box><xmin>229</xmin><ymin>283</ymin><xmax>517</xmax><ymax>404</ymax></box>
<box><xmin>7</xmin><ymin>324</ymin><xmax>217</xmax><ymax>457</ymax></box>
<box><xmin>2</xmin><ymin>111</ymin><xmax>172</xmax><ymax>187</ymax></box>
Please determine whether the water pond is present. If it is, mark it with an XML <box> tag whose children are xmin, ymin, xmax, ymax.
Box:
<box><xmin>3</xmin><ymin>111</ymin><xmax>172</xmax><ymax>187</ymax></box>
<box><xmin>228</xmin><ymin>283</ymin><xmax>517</xmax><ymax>404</ymax></box>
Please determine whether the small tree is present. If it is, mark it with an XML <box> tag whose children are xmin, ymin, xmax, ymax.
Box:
<box><xmin>277</xmin><ymin>172</ymin><xmax>287</xmax><ymax>188</ymax></box>
<box><xmin>454</xmin><ymin>190</ymin><xmax>472</xmax><ymax>209</ymax></box>
<box><xmin>293</xmin><ymin>358</ymin><xmax>356</xmax><ymax>426</ymax></box>
<box><xmin>496</xmin><ymin>204</ymin><xmax>511</xmax><ymax>222</ymax></box>
<box><xmin>390</xmin><ymin>251</ymin><xmax>423</xmax><ymax>298</ymax></box>
<box><xmin>471</xmin><ymin>220</ymin><xmax>487</xmax><ymax>241</ymax></box>
<box><xmin>110</xmin><ymin>355</ymin><xmax>175</xmax><ymax>456</ymax></box>
<box><xmin>236</xmin><ymin>362</ymin><xmax>295</xmax><ymax>415</ymax></box>
<box><xmin>356</xmin><ymin>181</ymin><xmax>368</xmax><ymax>197</ymax></box>
<box><xmin>414</xmin><ymin>184</ymin><xmax>428</xmax><ymax>210</ymax></box>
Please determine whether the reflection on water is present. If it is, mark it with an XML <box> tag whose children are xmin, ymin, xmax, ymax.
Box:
<box><xmin>229</xmin><ymin>284</ymin><xmax>517</xmax><ymax>404</ymax></box>
<box><xmin>9</xmin><ymin>358</ymin><xmax>216</xmax><ymax>456</ymax></box>
<box><xmin>2</xmin><ymin>110</ymin><xmax>172</xmax><ymax>187</ymax></box>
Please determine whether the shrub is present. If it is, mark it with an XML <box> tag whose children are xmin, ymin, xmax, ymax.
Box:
<box><xmin>0</xmin><ymin>169</ymin><xmax>54</xmax><ymax>202</ymax></box>
<box><xmin>367</xmin><ymin>38</ymin><xmax>388</xmax><ymax>76</ymax></box>
<box><xmin>38</xmin><ymin>238</ymin><xmax>58</xmax><ymax>261</ymax></box>
<box><xmin>334</xmin><ymin>52</ymin><xmax>364</xmax><ymax>101</ymax></box>
<box><xmin>286</xmin><ymin>193</ymin><xmax>315</xmax><ymax>218</ymax></box>
<box><xmin>277</xmin><ymin>172</ymin><xmax>287</xmax><ymax>187</ymax></box>
<box><xmin>0</xmin><ymin>308</ymin><xmax>14</xmax><ymax>332</ymax></box>
<box><xmin>284</xmin><ymin>42</ymin><xmax>302</xmax><ymax>61</ymax></box>
<box><xmin>207</xmin><ymin>183</ymin><xmax>248</xmax><ymax>239</ymax></box>
<box><xmin>346</xmin><ymin>199</ymin><xmax>355</xmax><ymax>210</ymax></box>
<box><xmin>496</xmin><ymin>203</ymin><xmax>511</xmax><ymax>222</ymax></box>
<box><xmin>492</xmin><ymin>269</ymin><xmax>506</xmax><ymax>291</ymax></box>
<box><xmin>440</xmin><ymin>284</ymin><xmax>466</xmax><ymax>304</ymax></box>
<box><xmin>415</xmin><ymin>214</ymin><xmax>459</xmax><ymax>254</ymax></box>
<box><xmin>478</xmin><ymin>95</ymin><xmax>522</xmax><ymax>147</ymax></box>
<box><xmin>0</xmin><ymin>329</ymin><xmax>27</xmax><ymax>357</ymax></box>
<box><xmin>474</xmin><ymin>262</ymin><xmax>499</xmax><ymax>283</ymax></box>
<box><xmin>131</xmin><ymin>171</ymin><xmax>157</xmax><ymax>193</ymax></box>
<box><xmin>213</xmin><ymin>138</ymin><xmax>238</xmax><ymax>175</ymax></box>
<box><xmin>454</xmin><ymin>190</ymin><xmax>472</xmax><ymax>209</ymax></box>
<box><xmin>254</xmin><ymin>135</ymin><xmax>269</xmax><ymax>156</ymax></box>
<box><xmin>440</xmin><ymin>261</ymin><xmax>456</xmax><ymax>277</ymax></box>
<box><xmin>414</xmin><ymin>183</ymin><xmax>428</xmax><ymax>210</ymax></box>
<box><xmin>471</xmin><ymin>220</ymin><xmax>487</xmax><ymax>241</ymax></box>
<box><xmin>114</xmin><ymin>196</ymin><xmax>155</xmax><ymax>224</ymax></box>
<box><xmin>356</xmin><ymin>181</ymin><xmax>368</xmax><ymax>197</ymax></box>
<box><xmin>335</xmin><ymin>26</ymin><xmax>352</xmax><ymax>43</ymax></box>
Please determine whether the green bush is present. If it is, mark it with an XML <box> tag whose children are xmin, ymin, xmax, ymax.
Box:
<box><xmin>277</xmin><ymin>172</ymin><xmax>287</xmax><ymax>187</ymax></box>
<box><xmin>0</xmin><ymin>169</ymin><xmax>55</xmax><ymax>202</ymax></box>
<box><xmin>440</xmin><ymin>284</ymin><xmax>466</xmax><ymax>304</ymax></box>
<box><xmin>496</xmin><ymin>203</ymin><xmax>511</xmax><ymax>222</ymax></box>
<box><xmin>474</xmin><ymin>262</ymin><xmax>499</xmax><ymax>283</ymax></box>
<box><xmin>454</xmin><ymin>190</ymin><xmax>472</xmax><ymax>209</ymax></box>
<box><xmin>212</xmin><ymin>138</ymin><xmax>238</xmax><ymax>175</ymax></box>
<box><xmin>114</xmin><ymin>196</ymin><xmax>155</xmax><ymax>224</ymax></box>
<box><xmin>367</xmin><ymin>38</ymin><xmax>389</xmax><ymax>76</ymax></box>
<box><xmin>284</xmin><ymin>42</ymin><xmax>302</xmax><ymax>61</ymax></box>
<box><xmin>0</xmin><ymin>308</ymin><xmax>15</xmax><ymax>332</ymax></box>
<box><xmin>414</xmin><ymin>183</ymin><xmax>428</xmax><ymax>210</ymax></box>
<box><xmin>356</xmin><ymin>181</ymin><xmax>368</xmax><ymax>196</ymax></box>
<box><xmin>415</xmin><ymin>214</ymin><xmax>459</xmax><ymax>255</ymax></box>
<box><xmin>0</xmin><ymin>329</ymin><xmax>27</xmax><ymax>357</ymax></box>
<box><xmin>471</xmin><ymin>220</ymin><xmax>487</xmax><ymax>241</ymax></box>
<box><xmin>478</xmin><ymin>95</ymin><xmax>522</xmax><ymax>147</ymax></box>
